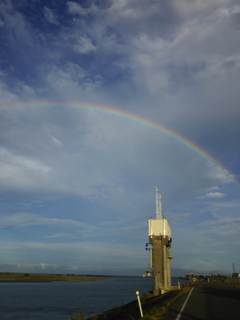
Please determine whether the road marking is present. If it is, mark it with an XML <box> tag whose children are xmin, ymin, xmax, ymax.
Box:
<box><xmin>175</xmin><ymin>287</ymin><xmax>194</xmax><ymax>320</ymax></box>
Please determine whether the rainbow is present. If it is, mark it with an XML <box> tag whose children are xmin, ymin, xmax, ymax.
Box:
<box><xmin>17</xmin><ymin>100</ymin><xmax>234</xmax><ymax>182</ymax></box>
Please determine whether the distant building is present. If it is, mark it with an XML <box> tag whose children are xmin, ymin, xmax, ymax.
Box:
<box><xmin>232</xmin><ymin>272</ymin><xmax>240</xmax><ymax>278</ymax></box>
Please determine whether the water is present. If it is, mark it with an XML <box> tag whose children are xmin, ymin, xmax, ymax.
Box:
<box><xmin>0</xmin><ymin>277</ymin><xmax>153</xmax><ymax>320</ymax></box>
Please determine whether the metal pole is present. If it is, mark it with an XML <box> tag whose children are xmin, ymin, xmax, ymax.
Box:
<box><xmin>155</xmin><ymin>186</ymin><xmax>162</xmax><ymax>219</ymax></box>
<box><xmin>178</xmin><ymin>280</ymin><xmax>181</xmax><ymax>289</ymax></box>
<box><xmin>136</xmin><ymin>290</ymin><xmax>143</xmax><ymax>318</ymax></box>
<box><xmin>150</xmin><ymin>246</ymin><xmax>152</xmax><ymax>269</ymax></box>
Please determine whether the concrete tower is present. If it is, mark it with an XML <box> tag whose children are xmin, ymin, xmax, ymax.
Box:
<box><xmin>148</xmin><ymin>187</ymin><xmax>172</xmax><ymax>295</ymax></box>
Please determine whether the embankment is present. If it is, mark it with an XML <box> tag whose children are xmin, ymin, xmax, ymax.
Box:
<box><xmin>83</xmin><ymin>287</ymin><xmax>189</xmax><ymax>320</ymax></box>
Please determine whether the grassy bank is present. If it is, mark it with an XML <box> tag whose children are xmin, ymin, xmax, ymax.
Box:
<box><xmin>74</xmin><ymin>287</ymin><xmax>189</xmax><ymax>320</ymax></box>
<box><xmin>0</xmin><ymin>272</ymin><xmax>108</xmax><ymax>282</ymax></box>
<box><xmin>212</xmin><ymin>278</ymin><xmax>240</xmax><ymax>289</ymax></box>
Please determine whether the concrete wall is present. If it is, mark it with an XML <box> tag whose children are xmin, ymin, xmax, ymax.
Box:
<box><xmin>150</xmin><ymin>236</ymin><xmax>171</xmax><ymax>295</ymax></box>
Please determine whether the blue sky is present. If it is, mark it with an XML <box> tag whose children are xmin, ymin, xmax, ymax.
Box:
<box><xmin>0</xmin><ymin>0</ymin><xmax>240</xmax><ymax>275</ymax></box>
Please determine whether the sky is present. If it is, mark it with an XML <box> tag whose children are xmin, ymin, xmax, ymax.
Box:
<box><xmin>0</xmin><ymin>0</ymin><xmax>240</xmax><ymax>275</ymax></box>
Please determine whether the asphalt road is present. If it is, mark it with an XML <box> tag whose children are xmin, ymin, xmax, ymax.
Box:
<box><xmin>163</xmin><ymin>284</ymin><xmax>240</xmax><ymax>320</ymax></box>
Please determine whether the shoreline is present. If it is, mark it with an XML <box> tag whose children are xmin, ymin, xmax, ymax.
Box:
<box><xmin>0</xmin><ymin>272</ymin><xmax>109</xmax><ymax>282</ymax></box>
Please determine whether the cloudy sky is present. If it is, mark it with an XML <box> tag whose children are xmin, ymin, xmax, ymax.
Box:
<box><xmin>0</xmin><ymin>0</ymin><xmax>240</xmax><ymax>275</ymax></box>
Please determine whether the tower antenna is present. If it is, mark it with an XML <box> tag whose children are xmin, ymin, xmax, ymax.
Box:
<box><xmin>155</xmin><ymin>186</ymin><xmax>162</xmax><ymax>219</ymax></box>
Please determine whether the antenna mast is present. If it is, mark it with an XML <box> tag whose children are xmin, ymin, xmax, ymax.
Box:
<box><xmin>155</xmin><ymin>186</ymin><xmax>162</xmax><ymax>219</ymax></box>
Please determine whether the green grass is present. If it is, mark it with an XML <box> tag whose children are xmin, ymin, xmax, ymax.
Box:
<box><xmin>141</xmin><ymin>287</ymin><xmax>190</xmax><ymax>320</ymax></box>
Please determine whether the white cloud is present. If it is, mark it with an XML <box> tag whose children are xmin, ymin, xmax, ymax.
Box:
<box><xmin>109</xmin><ymin>0</ymin><xmax>142</xmax><ymax>19</ymax></box>
<box><xmin>0</xmin><ymin>240</ymin><xmax>146</xmax><ymax>268</ymax></box>
<box><xmin>67</xmin><ymin>1</ymin><xmax>97</xmax><ymax>16</ymax></box>
<box><xmin>205</xmin><ymin>199</ymin><xmax>240</xmax><ymax>214</ymax></box>
<box><xmin>46</xmin><ymin>233</ymin><xmax>75</xmax><ymax>240</ymax></box>
<box><xmin>205</xmin><ymin>191</ymin><xmax>225</xmax><ymax>199</ymax></box>
<box><xmin>173</xmin><ymin>212</ymin><xmax>240</xmax><ymax>271</ymax></box>
<box><xmin>73</xmin><ymin>36</ymin><xmax>96</xmax><ymax>54</ymax></box>
<box><xmin>51</xmin><ymin>135</ymin><xmax>63</xmax><ymax>147</ymax></box>
<box><xmin>45</xmin><ymin>63</ymin><xmax>102</xmax><ymax>98</ymax></box>
<box><xmin>0</xmin><ymin>212</ymin><xmax>90</xmax><ymax>229</ymax></box>
<box><xmin>207</xmin><ymin>163</ymin><xmax>235</xmax><ymax>184</ymax></box>
<box><xmin>0</xmin><ymin>147</ymin><xmax>51</xmax><ymax>191</ymax></box>
<box><xmin>0</xmin><ymin>103</ymin><xmax>236</xmax><ymax>206</ymax></box>
<box><xmin>0</xmin><ymin>80</ymin><xmax>19</xmax><ymax>105</ymax></box>
<box><xmin>208</xmin><ymin>216</ymin><xmax>240</xmax><ymax>227</ymax></box>
<box><xmin>173</xmin><ymin>0</ymin><xmax>228</xmax><ymax>19</ymax></box>
<box><xmin>43</xmin><ymin>7</ymin><xmax>59</xmax><ymax>25</ymax></box>
<box><xmin>67</xmin><ymin>1</ymin><xmax>86</xmax><ymax>15</ymax></box>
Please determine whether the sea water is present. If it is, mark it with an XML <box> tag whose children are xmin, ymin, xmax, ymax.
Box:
<box><xmin>0</xmin><ymin>277</ymin><xmax>182</xmax><ymax>319</ymax></box>
<box><xmin>0</xmin><ymin>277</ymin><xmax>152</xmax><ymax>320</ymax></box>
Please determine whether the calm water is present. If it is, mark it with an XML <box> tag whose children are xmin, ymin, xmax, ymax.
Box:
<box><xmin>0</xmin><ymin>277</ymin><xmax>153</xmax><ymax>320</ymax></box>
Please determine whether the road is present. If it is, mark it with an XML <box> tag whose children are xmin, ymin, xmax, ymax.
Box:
<box><xmin>163</xmin><ymin>284</ymin><xmax>240</xmax><ymax>320</ymax></box>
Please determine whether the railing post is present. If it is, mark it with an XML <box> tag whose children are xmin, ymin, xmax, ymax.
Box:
<box><xmin>136</xmin><ymin>290</ymin><xmax>144</xmax><ymax>318</ymax></box>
